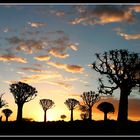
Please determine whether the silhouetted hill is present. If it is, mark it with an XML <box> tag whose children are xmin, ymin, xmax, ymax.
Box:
<box><xmin>0</xmin><ymin>120</ymin><xmax>140</xmax><ymax>135</ymax></box>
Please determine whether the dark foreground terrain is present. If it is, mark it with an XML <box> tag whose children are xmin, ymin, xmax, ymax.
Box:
<box><xmin>0</xmin><ymin>120</ymin><xmax>140</xmax><ymax>136</ymax></box>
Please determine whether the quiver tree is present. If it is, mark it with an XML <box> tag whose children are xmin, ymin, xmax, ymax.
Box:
<box><xmin>2</xmin><ymin>108</ymin><xmax>13</xmax><ymax>122</ymax></box>
<box><xmin>80</xmin><ymin>113</ymin><xmax>89</xmax><ymax>120</ymax></box>
<box><xmin>10</xmin><ymin>81</ymin><xmax>37</xmax><ymax>122</ymax></box>
<box><xmin>40</xmin><ymin>99</ymin><xmax>55</xmax><ymax>122</ymax></box>
<box><xmin>81</xmin><ymin>91</ymin><xmax>100</xmax><ymax>120</ymax></box>
<box><xmin>60</xmin><ymin>114</ymin><xmax>66</xmax><ymax>121</ymax></box>
<box><xmin>0</xmin><ymin>93</ymin><xmax>7</xmax><ymax>122</ymax></box>
<box><xmin>64</xmin><ymin>98</ymin><xmax>79</xmax><ymax>121</ymax></box>
<box><xmin>92</xmin><ymin>49</ymin><xmax>140</xmax><ymax>122</ymax></box>
<box><xmin>0</xmin><ymin>93</ymin><xmax>7</xmax><ymax>109</ymax></box>
<box><xmin>97</xmin><ymin>102</ymin><xmax>115</xmax><ymax>121</ymax></box>
<box><xmin>79</xmin><ymin>104</ymin><xmax>89</xmax><ymax>120</ymax></box>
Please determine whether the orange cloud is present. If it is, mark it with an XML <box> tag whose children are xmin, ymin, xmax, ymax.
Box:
<box><xmin>47</xmin><ymin>42</ymin><xmax>78</xmax><ymax>59</ymax></box>
<box><xmin>21</xmin><ymin>72</ymin><xmax>62</xmax><ymax>83</ymax></box>
<box><xmin>20</xmin><ymin>67</ymin><xmax>47</xmax><ymax>73</ymax></box>
<box><xmin>47</xmin><ymin>61</ymin><xmax>84</xmax><ymax>73</ymax></box>
<box><xmin>6</xmin><ymin>36</ymin><xmax>44</xmax><ymax>54</ymax></box>
<box><xmin>0</xmin><ymin>54</ymin><xmax>27</xmax><ymax>63</ymax></box>
<box><xmin>6</xmin><ymin>31</ymin><xmax>79</xmax><ymax>57</ymax></box>
<box><xmin>46</xmin><ymin>81</ymin><xmax>73</xmax><ymax>90</ymax></box>
<box><xmin>70</xmin><ymin>17</ymin><xmax>88</xmax><ymax>25</ymax></box>
<box><xmin>47</xmin><ymin>61</ymin><xmax>66</xmax><ymax>69</ymax></box>
<box><xmin>114</xmin><ymin>26</ymin><xmax>140</xmax><ymax>40</ymax></box>
<box><xmin>66</xmin><ymin>65</ymin><xmax>84</xmax><ymax>73</ymax></box>
<box><xmin>28</xmin><ymin>21</ymin><xmax>47</xmax><ymax>28</ymax></box>
<box><xmin>34</xmin><ymin>55</ymin><xmax>50</xmax><ymax>61</ymax></box>
<box><xmin>17</xmin><ymin>41</ymin><xmax>43</xmax><ymax>54</ymax></box>
<box><xmin>118</xmin><ymin>32</ymin><xmax>140</xmax><ymax>40</ymax></box>
<box><xmin>68</xmin><ymin>44</ymin><xmax>78</xmax><ymax>51</ymax></box>
<box><xmin>70</xmin><ymin>6</ymin><xmax>136</xmax><ymax>25</ymax></box>
<box><xmin>49</xmin><ymin>49</ymin><xmax>69</xmax><ymax>59</ymax></box>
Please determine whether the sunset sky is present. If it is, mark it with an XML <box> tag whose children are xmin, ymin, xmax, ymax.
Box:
<box><xmin>0</xmin><ymin>4</ymin><xmax>140</xmax><ymax>122</ymax></box>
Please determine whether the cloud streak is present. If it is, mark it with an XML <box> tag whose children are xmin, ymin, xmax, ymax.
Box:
<box><xmin>19</xmin><ymin>72</ymin><xmax>73</xmax><ymax>90</ymax></box>
<box><xmin>114</xmin><ymin>27</ymin><xmax>140</xmax><ymax>40</ymax></box>
<box><xmin>21</xmin><ymin>72</ymin><xmax>62</xmax><ymax>83</ymax></box>
<box><xmin>48</xmin><ymin>48</ymin><xmax>69</xmax><ymax>59</ymax></box>
<box><xmin>46</xmin><ymin>81</ymin><xmax>73</xmax><ymax>90</ymax></box>
<box><xmin>68</xmin><ymin>44</ymin><xmax>78</xmax><ymax>51</ymax></box>
<box><xmin>20</xmin><ymin>67</ymin><xmax>47</xmax><ymax>73</ymax></box>
<box><xmin>118</xmin><ymin>32</ymin><xmax>140</xmax><ymax>40</ymax></box>
<box><xmin>47</xmin><ymin>61</ymin><xmax>84</xmax><ymax>73</ymax></box>
<box><xmin>34</xmin><ymin>55</ymin><xmax>50</xmax><ymax>61</ymax></box>
<box><xmin>28</xmin><ymin>21</ymin><xmax>47</xmax><ymax>28</ymax></box>
<box><xmin>51</xmin><ymin>10</ymin><xmax>65</xmax><ymax>17</ymax></box>
<box><xmin>0</xmin><ymin>54</ymin><xmax>27</xmax><ymax>63</ymax></box>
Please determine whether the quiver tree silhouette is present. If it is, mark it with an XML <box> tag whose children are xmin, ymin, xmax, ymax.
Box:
<box><xmin>97</xmin><ymin>102</ymin><xmax>115</xmax><ymax>121</ymax></box>
<box><xmin>10</xmin><ymin>81</ymin><xmax>37</xmax><ymax>122</ymax></box>
<box><xmin>0</xmin><ymin>116</ymin><xmax>2</xmax><ymax>122</ymax></box>
<box><xmin>64</xmin><ymin>98</ymin><xmax>79</xmax><ymax>121</ymax></box>
<box><xmin>0</xmin><ymin>93</ymin><xmax>7</xmax><ymax>109</ymax></box>
<box><xmin>2</xmin><ymin>108</ymin><xmax>13</xmax><ymax>122</ymax></box>
<box><xmin>40</xmin><ymin>99</ymin><xmax>55</xmax><ymax>122</ymax></box>
<box><xmin>60</xmin><ymin>114</ymin><xmax>66</xmax><ymax>121</ymax></box>
<box><xmin>79</xmin><ymin>104</ymin><xmax>89</xmax><ymax>120</ymax></box>
<box><xmin>92</xmin><ymin>49</ymin><xmax>140</xmax><ymax>122</ymax></box>
<box><xmin>0</xmin><ymin>93</ymin><xmax>8</xmax><ymax>122</ymax></box>
<box><xmin>80</xmin><ymin>112</ymin><xmax>89</xmax><ymax>120</ymax></box>
<box><xmin>81</xmin><ymin>91</ymin><xmax>100</xmax><ymax>120</ymax></box>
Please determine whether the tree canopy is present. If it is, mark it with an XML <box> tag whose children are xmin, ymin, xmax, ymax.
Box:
<box><xmin>10</xmin><ymin>81</ymin><xmax>37</xmax><ymax>121</ymax></box>
<box><xmin>10</xmin><ymin>81</ymin><xmax>37</xmax><ymax>104</ymax></box>
<box><xmin>0</xmin><ymin>93</ymin><xmax>7</xmax><ymax>109</ymax></box>
<box><xmin>64</xmin><ymin>98</ymin><xmax>79</xmax><ymax>121</ymax></box>
<box><xmin>97</xmin><ymin>102</ymin><xmax>115</xmax><ymax>120</ymax></box>
<box><xmin>40</xmin><ymin>99</ymin><xmax>55</xmax><ymax>122</ymax></box>
<box><xmin>81</xmin><ymin>91</ymin><xmax>100</xmax><ymax>120</ymax></box>
<box><xmin>92</xmin><ymin>49</ymin><xmax>140</xmax><ymax>122</ymax></box>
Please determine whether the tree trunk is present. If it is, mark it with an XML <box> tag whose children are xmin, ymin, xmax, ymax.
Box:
<box><xmin>0</xmin><ymin>116</ymin><xmax>2</xmax><ymax>122</ymax></box>
<box><xmin>117</xmin><ymin>89</ymin><xmax>128</xmax><ymax>122</ymax></box>
<box><xmin>104</xmin><ymin>112</ymin><xmax>107</xmax><ymax>121</ymax></box>
<box><xmin>70</xmin><ymin>109</ymin><xmax>73</xmax><ymax>121</ymax></box>
<box><xmin>17</xmin><ymin>103</ymin><xmax>23</xmax><ymax>122</ymax></box>
<box><xmin>89</xmin><ymin>107</ymin><xmax>92</xmax><ymax>120</ymax></box>
<box><xmin>44</xmin><ymin>110</ymin><xmax>47</xmax><ymax>122</ymax></box>
<box><xmin>6</xmin><ymin>116</ymin><xmax>8</xmax><ymax>122</ymax></box>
